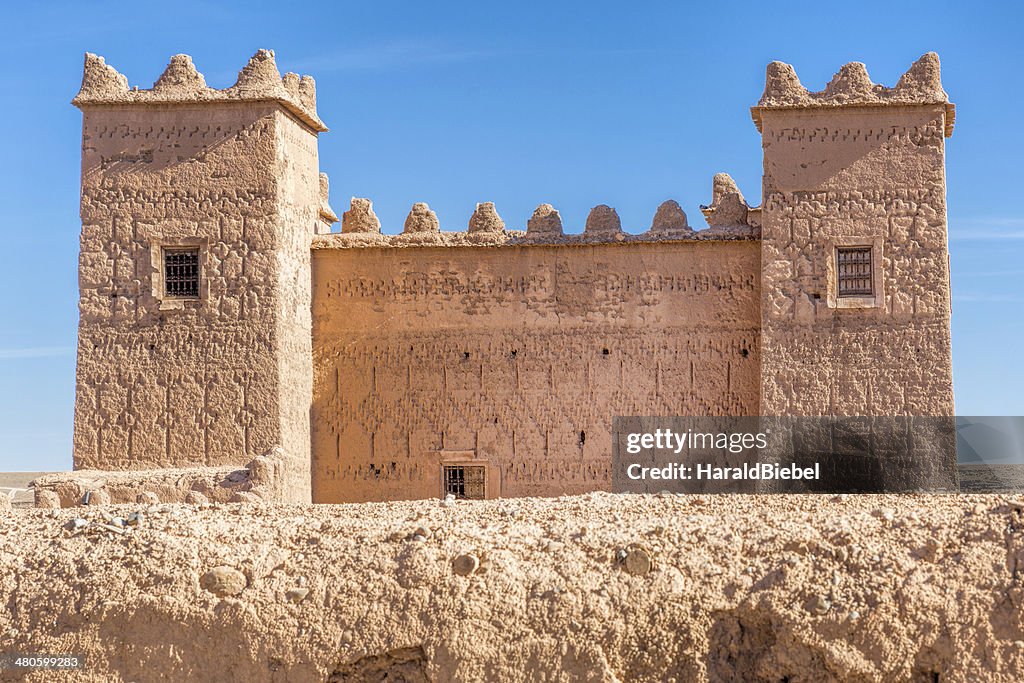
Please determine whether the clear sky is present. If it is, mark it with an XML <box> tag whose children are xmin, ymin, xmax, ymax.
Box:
<box><xmin>1</xmin><ymin>1</ymin><xmax>1022</xmax><ymax>471</ymax></box>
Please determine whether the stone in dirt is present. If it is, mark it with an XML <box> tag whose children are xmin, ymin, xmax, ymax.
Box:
<box><xmin>84</xmin><ymin>489</ymin><xmax>110</xmax><ymax>506</ymax></box>
<box><xmin>184</xmin><ymin>491</ymin><xmax>208</xmax><ymax>505</ymax></box>
<box><xmin>621</xmin><ymin>546</ymin><xmax>652</xmax><ymax>576</ymax></box>
<box><xmin>34</xmin><ymin>489</ymin><xmax>60</xmax><ymax>508</ymax></box>
<box><xmin>200</xmin><ymin>566</ymin><xmax>247</xmax><ymax>597</ymax></box>
<box><xmin>452</xmin><ymin>553</ymin><xmax>480</xmax><ymax>576</ymax></box>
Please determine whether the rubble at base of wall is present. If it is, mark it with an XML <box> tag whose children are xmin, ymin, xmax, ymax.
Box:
<box><xmin>31</xmin><ymin>447</ymin><xmax>287</xmax><ymax>508</ymax></box>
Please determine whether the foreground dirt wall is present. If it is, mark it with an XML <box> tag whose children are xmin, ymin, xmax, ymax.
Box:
<box><xmin>1</xmin><ymin>493</ymin><xmax>1022</xmax><ymax>682</ymax></box>
<box><xmin>310</xmin><ymin>241</ymin><xmax>761</xmax><ymax>503</ymax></box>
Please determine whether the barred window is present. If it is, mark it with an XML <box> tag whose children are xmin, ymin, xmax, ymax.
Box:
<box><xmin>836</xmin><ymin>247</ymin><xmax>873</xmax><ymax>297</ymax></box>
<box><xmin>164</xmin><ymin>248</ymin><xmax>200</xmax><ymax>298</ymax></box>
<box><xmin>443</xmin><ymin>465</ymin><xmax>486</xmax><ymax>500</ymax></box>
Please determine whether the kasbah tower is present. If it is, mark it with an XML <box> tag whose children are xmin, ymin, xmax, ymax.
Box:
<box><xmin>58</xmin><ymin>49</ymin><xmax>956</xmax><ymax>507</ymax></box>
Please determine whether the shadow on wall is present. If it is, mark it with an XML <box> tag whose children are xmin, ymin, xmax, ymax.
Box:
<box><xmin>83</xmin><ymin>112</ymin><xmax>271</xmax><ymax>180</ymax></box>
<box><xmin>706</xmin><ymin>607</ymin><xmax>948</xmax><ymax>682</ymax></box>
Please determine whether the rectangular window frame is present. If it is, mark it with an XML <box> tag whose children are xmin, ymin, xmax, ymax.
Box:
<box><xmin>826</xmin><ymin>237</ymin><xmax>884</xmax><ymax>310</ymax></box>
<box><xmin>441</xmin><ymin>463</ymin><xmax>488</xmax><ymax>500</ymax></box>
<box><xmin>836</xmin><ymin>246</ymin><xmax>874</xmax><ymax>298</ymax></box>
<box><xmin>149</xmin><ymin>237</ymin><xmax>209</xmax><ymax>311</ymax></box>
<box><xmin>163</xmin><ymin>248</ymin><xmax>201</xmax><ymax>299</ymax></box>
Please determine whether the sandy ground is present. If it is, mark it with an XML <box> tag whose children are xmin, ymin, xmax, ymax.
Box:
<box><xmin>1</xmin><ymin>492</ymin><xmax>1023</xmax><ymax>682</ymax></box>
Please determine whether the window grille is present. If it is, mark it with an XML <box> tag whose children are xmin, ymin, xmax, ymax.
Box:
<box><xmin>836</xmin><ymin>247</ymin><xmax>873</xmax><ymax>297</ymax></box>
<box><xmin>443</xmin><ymin>465</ymin><xmax>486</xmax><ymax>500</ymax></box>
<box><xmin>164</xmin><ymin>249</ymin><xmax>200</xmax><ymax>298</ymax></box>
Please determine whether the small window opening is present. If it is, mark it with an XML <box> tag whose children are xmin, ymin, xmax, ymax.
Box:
<box><xmin>443</xmin><ymin>465</ymin><xmax>486</xmax><ymax>500</ymax></box>
<box><xmin>836</xmin><ymin>247</ymin><xmax>873</xmax><ymax>297</ymax></box>
<box><xmin>463</xmin><ymin>351</ymin><xmax>471</xmax><ymax>360</ymax></box>
<box><xmin>579</xmin><ymin>430</ymin><xmax>586</xmax><ymax>446</ymax></box>
<box><xmin>164</xmin><ymin>248</ymin><xmax>200</xmax><ymax>298</ymax></box>
<box><xmin>601</xmin><ymin>348</ymin><xmax>610</xmax><ymax>355</ymax></box>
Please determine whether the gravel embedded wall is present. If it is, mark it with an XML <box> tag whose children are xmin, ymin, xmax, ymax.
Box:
<box><xmin>1</xmin><ymin>493</ymin><xmax>1022</xmax><ymax>682</ymax></box>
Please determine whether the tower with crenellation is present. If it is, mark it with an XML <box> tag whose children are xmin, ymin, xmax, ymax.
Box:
<box><xmin>752</xmin><ymin>53</ymin><xmax>957</xmax><ymax>489</ymax></box>
<box><xmin>71</xmin><ymin>49</ymin><xmax>332</xmax><ymax>503</ymax></box>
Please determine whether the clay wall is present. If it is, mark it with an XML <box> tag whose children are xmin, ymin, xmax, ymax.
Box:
<box><xmin>310</xmin><ymin>240</ymin><xmax>761</xmax><ymax>502</ymax></box>
<box><xmin>271</xmin><ymin>110</ymin><xmax>320</xmax><ymax>502</ymax></box>
<box><xmin>75</xmin><ymin>103</ymin><xmax>280</xmax><ymax>471</ymax></box>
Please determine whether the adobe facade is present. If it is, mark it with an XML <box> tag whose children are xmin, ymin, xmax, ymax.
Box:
<box><xmin>58</xmin><ymin>50</ymin><xmax>957</xmax><ymax>505</ymax></box>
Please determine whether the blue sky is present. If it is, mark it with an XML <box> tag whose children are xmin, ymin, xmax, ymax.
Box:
<box><xmin>1</xmin><ymin>1</ymin><xmax>1022</xmax><ymax>471</ymax></box>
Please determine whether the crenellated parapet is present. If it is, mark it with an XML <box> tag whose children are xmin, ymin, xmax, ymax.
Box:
<box><xmin>403</xmin><ymin>202</ymin><xmax>441</xmax><ymax>234</ymax></box>
<box><xmin>468</xmin><ymin>202</ymin><xmax>505</xmax><ymax>234</ymax></box>
<box><xmin>584</xmin><ymin>205</ymin><xmax>623</xmax><ymax>238</ymax></box>
<box><xmin>318</xmin><ymin>173</ymin><xmax>338</xmax><ymax>231</ymax></box>
<box><xmin>648</xmin><ymin>200</ymin><xmax>691</xmax><ymax>237</ymax></box>
<box><xmin>313</xmin><ymin>197</ymin><xmax>758</xmax><ymax>249</ymax></box>
<box><xmin>341</xmin><ymin>197</ymin><xmax>381</xmax><ymax>234</ymax></box>
<box><xmin>699</xmin><ymin>173</ymin><xmax>761</xmax><ymax>236</ymax></box>
<box><xmin>751</xmin><ymin>52</ymin><xmax>954</xmax><ymax>137</ymax></box>
<box><xmin>72</xmin><ymin>50</ymin><xmax>326</xmax><ymax>132</ymax></box>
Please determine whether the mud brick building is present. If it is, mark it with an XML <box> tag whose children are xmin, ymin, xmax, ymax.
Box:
<box><xmin>53</xmin><ymin>50</ymin><xmax>956</xmax><ymax>505</ymax></box>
